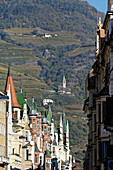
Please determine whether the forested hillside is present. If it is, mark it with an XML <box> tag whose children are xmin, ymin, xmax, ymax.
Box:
<box><xmin>0</xmin><ymin>0</ymin><xmax>104</xmax><ymax>32</ymax></box>
<box><xmin>0</xmin><ymin>0</ymin><xmax>105</xmax><ymax>164</ymax></box>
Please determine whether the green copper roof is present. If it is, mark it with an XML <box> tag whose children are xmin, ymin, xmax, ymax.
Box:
<box><xmin>35</xmin><ymin>142</ymin><xmax>40</xmax><ymax>152</ymax></box>
<box><xmin>54</xmin><ymin>125</ymin><xmax>57</xmax><ymax>133</ymax></box>
<box><xmin>31</xmin><ymin>96</ymin><xmax>37</xmax><ymax>110</ymax></box>
<box><xmin>63</xmin><ymin>75</ymin><xmax>66</xmax><ymax>81</ymax></box>
<box><xmin>31</xmin><ymin>102</ymin><xmax>36</xmax><ymax>109</ymax></box>
<box><xmin>47</xmin><ymin>110</ymin><xmax>52</xmax><ymax>123</ymax></box>
<box><xmin>17</xmin><ymin>93</ymin><xmax>24</xmax><ymax>111</ymax></box>
<box><xmin>63</xmin><ymin>113</ymin><xmax>67</xmax><ymax>134</ymax></box>
<box><xmin>46</xmin><ymin>149</ymin><xmax>51</xmax><ymax>157</ymax></box>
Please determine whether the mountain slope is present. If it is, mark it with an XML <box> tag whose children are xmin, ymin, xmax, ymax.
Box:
<box><xmin>0</xmin><ymin>0</ymin><xmax>104</xmax><ymax>32</ymax></box>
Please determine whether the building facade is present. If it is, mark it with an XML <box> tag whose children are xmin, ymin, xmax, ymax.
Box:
<box><xmin>84</xmin><ymin>1</ymin><xmax>113</xmax><ymax>169</ymax></box>
<box><xmin>0</xmin><ymin>92</ymin><xmax>9</xmax><ymax>170</ymax></box>
<box><xmin>0</xmin><ymin>65</ymin><xmax>72</xmax><ymax>169</ymax></box>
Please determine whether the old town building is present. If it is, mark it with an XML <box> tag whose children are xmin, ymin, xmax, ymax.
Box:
<box><xmin>0</xmin><ymin>92</ymin><xmax>9</xmax><ymax>170</ymax></box>
<box><xmin>0</xmin><ymin>65</ymin><xmax>72</xmax><ymax>169</ymax></box>
<box><xmin>84</xmin><ymin>0</ymin><xmax>113</xmax><ymax>170</ymax></box>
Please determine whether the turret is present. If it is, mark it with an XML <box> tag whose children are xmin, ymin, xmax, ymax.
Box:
<box><xmin>66</xmin><ymin>120</ymin><xmax>69</xmax><ymax>144</ymax></box>
<box><xmin>5</xmin><ymin>65</ymin><xmax>21</xmax><ymax>109</ymax></box>
<box><xmin>63</xmin><ymin>112</ymin><xmax>66</xmax><ymax>145</ymax></box>
<box><xmin>60</xmin><ymin>113</ymin><xmax>63</xmax><ymax>145</ymax></box>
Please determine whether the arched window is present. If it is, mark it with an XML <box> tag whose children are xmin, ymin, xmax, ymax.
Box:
<box><xmin>40</xmin><ymin>156</ymin><xmax>42</xmax><ymax>165</ymax></box>
<box><xmin>19</xmin><ymin>145</ymin><xmax>21</xmax><ymax>155</ymax></box>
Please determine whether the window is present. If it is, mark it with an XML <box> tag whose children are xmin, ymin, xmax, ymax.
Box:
<box><xmin>26</xmin><ymin>149</ymin><xmax>29</xmax><ymax>160</ymax></box>
<box><xmin>25</xmin><ymin>131</ymin><xmax>28</xmax><ymax>141</ymax></box>
<box><xmin>35</xmin><ymin>155</ymin><xmax>38</xmax><ymax>164</ymax></box>
<box><xmin>33</xmin><ymin>119</ymin><xmax>36</xmax><ymax>128</ymax></box>
<box><xmin>53</xmin><ymin>162</ymin><xmax>55</xmax><ymax>168</ymax></box>
<box><xmin>13</xmin><ymin>148</ymin><xmax>14</xmax><ymax>154</ymax></box>
<box><xmin>19</xmin><ymin>145</ymin><xmax>21</xmax><ymax>155</ymax></box>
<box><xmin>44</xmin><ymin>126</ymin><xmax>47</xmax><ymax>135</ymax></box>
<box><xmin>46</xmin><ymin>163</ymin><xmax>49</xmax><ymax>168</ymax></box>
<box><xmin>40</xmin><ymin>156</ymin><xmax>42</xmax><ymax>165</ymax></box>
<box><xmin>94</xmin><ymin>114</ymin><xmax>96</xmax><ymax>132</ymax></box>
<box><xmin>34</xmin><ymin>135</ymin><xmax>37</xmax><ymax>142</ymax></box>
<box><xmin>48</xmin><ymin>128</ymin><xmax>50</xmax><ymax>135</ymax></box>
<box><xmin>37</xmin><ymin>121</ymin><xmax>39</xmax><ymax>130</ymax></box>
<box><xmin>14</xmin><ymin>111</ymin><xmax>18</xmax><ymax>120</ymax></box>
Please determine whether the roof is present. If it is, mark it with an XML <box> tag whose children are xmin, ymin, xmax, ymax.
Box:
<box><xmin>46</xmin><ymin>149</ymin><xmax>51</xmax><ymax>157</ymax></box>
<box><xmin>63</xmin><ymin>75</ymin><xmax>66</xmax><ymax>82</ymax></box>
<box><xmin>0</xmin><ymin>95</ymin><xmax>9</xmax><ymax>99</ymax></box>
<box><xmin>35</xmin><ymin>142</ymin><xmax>40</xmax><ymax>152</ymax></box>
<box><xmin>89</xmin><ymin>69</ymin><xmax>94</xmax><ymax>78</ymax></box>
<box><xmin>54</xmin><ymin>124</ymin><xmax>57</xmax><ymax>133</ymax></box>
<box><xmin>47</xmin><ymin>110</ymin><xmax>52</xmax><ymax>123</ymax></box>
<box><xmin>63</xmin><ymin>113</ymin><xmax>67</xmax><ymax>134</ymax></box>
<box><xmin>5</xmin><ymin>66</ymin><xmax>21</xmax><ymax>108</ymax></box>
<box><xmin>0</xmin><ymin>91</ymin><xmax>5</xmax><ymax>96</ymax></box>
<box><xmin>17</xmin><ymin>93</ymin><xmax>24</xmax><ymax>111</ymax></box>
<box><xmin>25</xmin><ymin>124</ymin><xmax>30</xmax><ymax>130</ymax></box>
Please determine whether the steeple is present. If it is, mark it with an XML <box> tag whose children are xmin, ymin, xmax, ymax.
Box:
<box><xmin>32</xmin><ymin>96</ymin><xmax>34</xmax><ymax>103</ymax></box>
<box><xmin>20</xmin><ymin>86</ymin><xmax>22</xmax><ymax>94</ymax></box>
<box><xmin>47</xmin><ymin>104</ymin><xmax>52</xmax><ymax>123</ymax></box>
<box><xmin>17</xmin><ymin>87</ymin><xmax>24</xmax><ymax>111</ymax></box>
<box><xmin>66</xmin><ymin>120</ymin><xmax>69</xmax><ymax>143</ymax></box>
<box><xmin>31</xmin><ymin>96</ymin><xmax>36</xmax><ymax>109</ymax></box>
<box><xmin>63</xmin><ymin>112</ymin><xmax>66</xmax><ymax>134</ymax></box>
<box><xmin>8</xmin><ymin>64</ymin><xmax>11</xmax><ymax>76</ymax></box>
<box><xmin>5</xmin><ymin>66</ymin><xmax>20</xmax><ymax>108</ymax></box>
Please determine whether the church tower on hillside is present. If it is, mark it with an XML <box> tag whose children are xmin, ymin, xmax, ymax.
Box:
<box><xmin>58</xmin><ymin>75</ymin><xmax>71</xmax><ymax>94</ymax></box>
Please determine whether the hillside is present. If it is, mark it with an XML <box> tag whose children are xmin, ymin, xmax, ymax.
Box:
<box><xmin>0</xmin><ymin>0</ymin><xmax>105</xmax><ymax>164</ymax></box>
<box><xmin>0</xmin><ymin>0</ymin><xmax>104</xmax><ymax>32</ymax></box>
